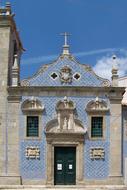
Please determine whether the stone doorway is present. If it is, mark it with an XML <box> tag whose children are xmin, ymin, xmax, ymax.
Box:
<box><xmin>54</xmin><ymin>147</ymin><xmax>76</xmax><ymax>185</ymax></box>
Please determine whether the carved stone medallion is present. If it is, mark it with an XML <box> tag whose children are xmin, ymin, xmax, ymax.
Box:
<box><xmin>59</xmin><ymin>66</ymin><xmax>72</xmax><ymax>83</ymax></box>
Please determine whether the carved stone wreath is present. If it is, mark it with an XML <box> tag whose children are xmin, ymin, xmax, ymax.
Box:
<box><xmin>59</xmin><ymin>66</ymin><xmax>72</xmax><ymax>84</ymax></box>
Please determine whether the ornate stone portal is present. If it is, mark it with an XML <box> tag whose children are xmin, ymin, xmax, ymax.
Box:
<box><xmin>45</xmin><ymin>97</ymin><xmax>87</xmax><ymax>185</ymax></box>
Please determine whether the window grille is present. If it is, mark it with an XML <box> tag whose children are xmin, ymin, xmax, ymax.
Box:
<box><xmin>27</xmin><ymin>116</ymin><xmax>39</xmax><ymax>137</ymax></box>
<box><xmin>91</xmin><ymin>117</ymin><xmax>103</xmax><ymax>137</ymax></box>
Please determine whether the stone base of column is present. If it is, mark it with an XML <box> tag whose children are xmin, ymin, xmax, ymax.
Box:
<box><xmin>82</xmin><ymin>176</ymin><xmax>123</xmax><ymax>185</ymax></box>
<box><xmin>124</xmin><ymin>157</ymin><xmax>127</xmax><ymax>185</ymax></box>
<box><xmin>108</xmin><ymin>176</ymin><xmax>123</xmax><ymax>185</ymax></box>
<box><xmin>0</xmin><ymin>175</ymin><xmax>21</xmax><ymax>185</ymax></box>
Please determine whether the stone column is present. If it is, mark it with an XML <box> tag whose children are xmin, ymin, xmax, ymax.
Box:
<box><xmin>124</xmin><ymin>158</ymin><xmax>127</xmax><ymax>185</ymax></box>
<box><xmin>7</xmin><ymin>102</ymin><xmax>20</xmax><ymax>175</ymax></box>
<box><xmin>109</xmin><ymin>99</ymin><xmax>122</xmax><ymax>177</ymax></box>
<box><xmin>0</xmin><ymin>98</ymin><xmax>21</xmax><ymax>185</ymax></box>
<box><xmin>46</xmin><ymin>142</ymin><xmax>53</xmax><ymax>185</ymax></box>
<box><xmin>76</xmin><ymin>142</ymin><xmax>84</xmax><ymax>184</ymax></box>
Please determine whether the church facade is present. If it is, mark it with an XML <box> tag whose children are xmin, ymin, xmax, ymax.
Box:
<box><xmin>0</xmin><ymin>3</ymin><xmax>127</xmax><ymax>186</ymax></box>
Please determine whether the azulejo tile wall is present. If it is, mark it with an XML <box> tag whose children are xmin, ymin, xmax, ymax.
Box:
<box><xmin>20</xmin><ymin>140</ymin><xmax>46</xmax><ymax>179</ymax></box>
<box><xmin>84</xmin><ymin>141</ymin><xmax>109</xmax><ymax>179</ymax></box>
<box><xmin>22</xmin><ymin>56</ymin><xmax>110</xmax><ymax>87</ymax></box>
<box><xmin>20</xmin><ymin>96</ymin><xmax>110</xmax><ymax>180</ymax></box>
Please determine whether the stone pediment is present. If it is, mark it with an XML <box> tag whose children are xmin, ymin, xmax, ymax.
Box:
<box><xmin>21</xmin><ymin>54</ymin><xmax>110</xmax><ymax>87</ymax></box>
<box><xmin>45</xmin><ymin>118</ymin><xmax>87</xmax><ymax>135</ymax></box>
<box><xmin>21</xmin><ymin>97</ymin><xmax>44</xmax><ymax>113</ymax></box>
<box><xmin>86</xmin><ymin>97</ymin><xmax>109</xmax><ymax>113</ymax></box>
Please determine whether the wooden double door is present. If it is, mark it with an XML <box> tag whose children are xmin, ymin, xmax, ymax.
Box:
<box><xmin>54</xmin><ymin>147</ymin><xmax>76</xmax><ymax>185</ymax></box>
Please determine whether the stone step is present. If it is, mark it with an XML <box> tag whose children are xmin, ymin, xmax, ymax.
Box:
<box><xmin>0</xmin><ymin>186</ymin><xmax>127</xmax><ymax>190</ymax></box>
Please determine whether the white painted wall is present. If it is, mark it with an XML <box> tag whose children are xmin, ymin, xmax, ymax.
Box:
<box><xmin>119</xmin><ymin>77</ymin><xmax>127</xmax><ymax>105</ymax></box>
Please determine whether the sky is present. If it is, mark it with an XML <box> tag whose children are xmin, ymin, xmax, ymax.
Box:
<box><xmin>1</xmin><ymin>0</ymin><xmax>127</xmax><ymax>80</ymax></box>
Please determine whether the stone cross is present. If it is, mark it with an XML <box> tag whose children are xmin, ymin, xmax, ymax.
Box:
<box><xmin>61</xmin><ymin>32</ymin><xmax>70</xmax><ymax>46</ymax></box>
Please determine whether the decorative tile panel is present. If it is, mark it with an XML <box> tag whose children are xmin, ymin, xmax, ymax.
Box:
<box><xmin>90</xmin><ymin>147</ymin><xmax>105</xmax><ymax>160</ymax></box>
<box><xmin>25</xmin><ymin>146</ymin><xmax>40</xmax><ymax>159</ymax></box>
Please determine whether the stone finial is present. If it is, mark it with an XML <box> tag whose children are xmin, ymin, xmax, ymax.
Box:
<box><xmin>61</xmin><ymin>32</ymin><xmax>70</xmax><ymax>55</ymax></box>
<box><xmin>0</xmin><ymin>2</ymin><xmax>11</xmax><ymax>16</ymax></box>
<box><xmin>6</xmin><ymin>2</ymin><xmax>11</xmax><ymax>9</ymax></box>
<box><xmin>6</xmin><ymin>2</ymin><xmax>11</xmax><ymax>15</ymax></box>
<box><xmin>112</xmin><ymin>55</ymin><xmax>118</xmax><ymax>69</ymax></box>
<box><xmin>30</xmin><ymin>96</ymin><xmax>36</xmax><ymax>101</ymax></box>
<box><xmin>95</xmin><ymin>96</ymin><xmax>99</xmax><ymax>102</ymax></box>
<box><xmin>12</xmin><ymin>54</ymin><xmax>19</xmax><ymax>86</ymax></box>
<box><xmin>111</xmin><ymin>55</ymin><xmax>118</xmax><ymax>87</ymax></box>
<box><xmin>63</xmin><ymin>96</ymin><xmax>68</xmax><ymax>102</ymax></box>
<box><xmin>13</xmin><ymin>54</ymin><xmax>18</xmax><ymax>69</ymax></box>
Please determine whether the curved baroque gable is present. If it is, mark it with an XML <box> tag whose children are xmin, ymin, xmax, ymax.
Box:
<box><xmin>21</xmin><ymin>55</ymin><xmax>111</xmax><ymax>87</ymax></box>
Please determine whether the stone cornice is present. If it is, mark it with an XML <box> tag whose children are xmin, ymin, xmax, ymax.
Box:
<box><xmin>7</xmin><ymin>95</ymin><xmax>22</xmax><ymax>103</ymax></box>
<box><xmin>7</xmin><ymin>86</ymin><xmax>125</xmax><ymax>97</ymax></box>
<box><xmin>46</xmin><ymin>132</ymin><xmax>85</xmax><ymax>143</ymax></box>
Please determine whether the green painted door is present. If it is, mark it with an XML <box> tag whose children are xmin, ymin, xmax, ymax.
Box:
<box><xmin>54</xmin><ymin>147</ymin><xmax>76</xmax><ymax>185</ymax></box>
